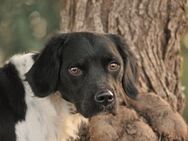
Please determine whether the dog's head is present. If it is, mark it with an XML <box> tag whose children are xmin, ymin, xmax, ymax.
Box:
<box><xmin>26</xmin><ymin>32</ymin><xmax>138</xmax><ymax>118</ymax></box>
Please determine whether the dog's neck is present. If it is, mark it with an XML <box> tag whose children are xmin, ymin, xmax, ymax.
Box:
<box><xmin>49</xmin><ymin>92</ymin><xmax>88</xmax><ymax>141</ymax></box>
<box><xmin>9</xmin><ymin>53</ymin><xmax>88</xmax><ymax>141</ymax></box>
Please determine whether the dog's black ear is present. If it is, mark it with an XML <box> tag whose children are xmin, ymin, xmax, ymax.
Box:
<box><xmin>26</xmin><ymin>34</ymin><xmax>66</xmax><ymax>97</ymax></box>
<box><xmin>107</xmin><ymin>34</ymin><xmax>139</xmax><ymax>99</ymax></box>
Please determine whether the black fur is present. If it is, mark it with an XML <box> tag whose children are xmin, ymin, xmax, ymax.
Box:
<box><xmin>0</xmin><ymin>32</ymin><xmax>138</xmax><ymax>141</ymax></box>
<box><xmin>107</xmin><ymin>34</ymin><xmax>139</xmax><ymax>99</ymax></box>
<box><xmin>26</xmin><ymin>32</ymin><xmax>139</xmax><ymax>117</ymax></box>
<box><xmin>32</xmin><ymin>53</ymin><xmax>39</xmax><ymax>61</ymax></box>
<box><xmin>26</xmin><ymin>35</ymin><xmax>66</xmax><ymax>97</ymax></box>
<box><xmin>0</xmin><ymin>63</ymin><xmax>26</xmax><ymax>141</ymax></box>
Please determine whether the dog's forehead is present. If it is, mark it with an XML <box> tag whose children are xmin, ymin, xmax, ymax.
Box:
<box><xmin>62</xmin><ymin>34</ymin><xmax>120</xmax><ymax>62</ymax></box>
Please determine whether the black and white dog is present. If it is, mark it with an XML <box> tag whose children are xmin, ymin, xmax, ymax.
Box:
<box><xmin>0</xmin><ymin>32</ymin><xmax>138</xmax><ymax>141</ymax></box>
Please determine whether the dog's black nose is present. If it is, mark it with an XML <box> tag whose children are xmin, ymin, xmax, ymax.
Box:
<box><xmin>95</xmin><ymin>90</ymin><xmax>114</xmax><ymax>106</ymax></box>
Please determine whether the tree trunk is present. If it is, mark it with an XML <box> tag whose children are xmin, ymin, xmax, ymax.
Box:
<box><xmin>60</xmin><ymin>0</ymin><xmax>188</xmax><ymax>140</ymax></box>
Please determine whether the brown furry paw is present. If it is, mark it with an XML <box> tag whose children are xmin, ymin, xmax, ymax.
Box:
<box><xmin>89</xmin><ymin>106</ymin><xmax>158</xmax><ymax>141</ymax></box>
<box><xmin>128</xmin><ymin>93</ymin><xmax>188</xmax><ymax>140</ymax></box>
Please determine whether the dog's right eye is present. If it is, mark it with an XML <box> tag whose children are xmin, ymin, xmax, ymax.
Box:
<box><xmin>107</xmin><ymin>61</ymin><xmax>120</xmax><ymax>72</ymax></box>
<box><xmin>68</xmin><ymin>67</ymin><xmax>83</xmax><ymax>76</ymax></box>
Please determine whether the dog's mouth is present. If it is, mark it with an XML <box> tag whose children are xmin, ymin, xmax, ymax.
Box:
<box><xmin>63</xmin><ymin>101</ymin><xmax>117</xmax><ymax>118</ymax></box>
<box><xmin>100</xmin><ymin>104</ymin><xmax>117</xmax><ymax>116</ymax></box>
<box><xmin>58</xmin><ymin>91</ymin><xmax>117</xmax><ymax>118</ymax></box>
<box><xmin>77</xmin><ymin>101</ymin><xmax>117</xmax><ymax>118</ymax></box>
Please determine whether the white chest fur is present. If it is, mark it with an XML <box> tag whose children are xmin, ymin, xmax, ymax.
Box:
<box><xmin>15</xmin><ymin>82</ymin><xmax>58</xmax><ymax>141</ymax></box>
<box><xmin>15</xmin><ymin>87</ymin><xmax>87</xmax><ymax>141</ymax></box>
<box><xmin>9</xmin><ymin>53</ymin><xmax>88</xmax><ymax>141</ymax></box>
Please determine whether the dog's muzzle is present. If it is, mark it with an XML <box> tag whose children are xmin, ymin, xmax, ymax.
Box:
<box><xmin>94</xmin><ymin>90</ymin><xmax>115</xmax><ymax>106</ymax></box>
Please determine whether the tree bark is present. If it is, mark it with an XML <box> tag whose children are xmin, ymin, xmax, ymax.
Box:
<box><xmin>60</xmin><ymin>0</ymin><xmax>188</xmax><ymax>140</ymax></box>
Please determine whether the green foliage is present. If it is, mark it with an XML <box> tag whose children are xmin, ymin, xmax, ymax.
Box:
<box><xmin>181</xmin><ymin>46</ymin><xmax>188</xmax><ymax>121</ymax></box>
<box><xmin>0</xmin><ymin>0</ymin><xmax>60</xmax><ymax>59</ymax></box>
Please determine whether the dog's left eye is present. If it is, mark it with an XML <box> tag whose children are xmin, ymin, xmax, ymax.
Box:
<box><xmin>68</xmin><ymin>66</ymin><xmax>83</xmax><ymax>76</ymax></box>
<box><xmin>107</xmin><ymin>62</ymin><xmax>120</xmax><ymax>72</ymax></box>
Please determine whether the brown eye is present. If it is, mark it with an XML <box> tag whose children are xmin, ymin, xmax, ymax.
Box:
<box><xmin>108</xmin><ymin>62</ymin><xmax>120</xmax><ymax>72</ymax></box>
<box><xmin>68</xmin><ymin>67</ymin><xmax>82</xmax><ymax>76</ymax></box>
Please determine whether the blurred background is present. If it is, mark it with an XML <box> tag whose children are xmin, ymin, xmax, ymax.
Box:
<box><xmin>0</xmin><ymin>0</ymin><xmax>188</xmax><ymax>121</ymax></box>
<box><xmin>0</xmin><ymin>0</ymin><xmax>60</xmax><ymax>61</ymax></box>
